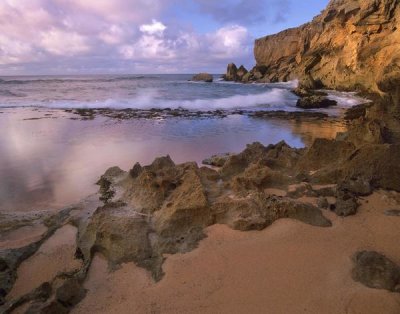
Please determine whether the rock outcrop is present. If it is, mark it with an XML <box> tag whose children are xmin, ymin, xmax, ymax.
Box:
<box><xmin>191</xmin><ymin>73</ymin><xmax>213</xmax><ymax>82</ymax></box>
<box><xmin>226</xmin><ymin>0</ymin><xmax>400</xmax><ymax>97</ymax></box>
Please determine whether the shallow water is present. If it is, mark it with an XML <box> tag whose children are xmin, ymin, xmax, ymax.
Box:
<box><xmin>0</xmin><ymin>108</ymin><xmax>346</xmax><ymax>211</ymax></box>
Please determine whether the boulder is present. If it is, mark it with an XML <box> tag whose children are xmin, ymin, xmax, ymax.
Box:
<box><xmin>191</xmin><ymin>73</ymin><xmax>213</xmax><ymax>83</ymax></box>
<box><xmin>352</xmin><ymin>251</ymin><xmax>400</xmax><ymax>293</ymax></box>
<box><xmin>296</xmin><ymin>96</ymin><xmax>338</xmax><ymax>109</ymax></box>
<box><xmin>335</xmin><ymin>189</ymin><xmax>359</xmax><ymax>216</ymax></box>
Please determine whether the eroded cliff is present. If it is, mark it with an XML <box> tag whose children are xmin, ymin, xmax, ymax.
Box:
<box><xmin>230</xmin><ymin>0</ymin><xmax>400</xmax><ymax>97</ymax></box>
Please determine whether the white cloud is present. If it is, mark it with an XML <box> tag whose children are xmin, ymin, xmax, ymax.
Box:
<box><xmin>139</xmin><ymin>20</ymin><xmax>167</xmax><ymax>36</ymax></box>
<box><xmin>0</xmin><ymin>0</ymin><xmax>254</xmax><ymax>74</ymax></box>
<box><xmin>41</xmin><ymin>28</ymin><xmax>90</xmax><ymax>56</ymax></box>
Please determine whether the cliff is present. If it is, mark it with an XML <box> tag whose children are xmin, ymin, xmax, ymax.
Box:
<box><xmin>228</xmin><ymin>0</ymin><xmax>400</xmax><ymax>97</ymax></box>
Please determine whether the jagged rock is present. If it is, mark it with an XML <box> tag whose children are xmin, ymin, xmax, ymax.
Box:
<box><xmin>230</xmin><ymin>163</ymin><xmax>290</xmax><ymax>193</ymax></box>
<box><xmin>224</xmin><ymin>63</ymin><xmax>238</xmax><ymax>81</ymax></box>
<box><xmin>153</xmin><ymin>169</ymin><xmax>212</xmax><ymax>253</ymax></box>
<box><xmin>297</xmin><ymin>138</ymin><xmax>356</xmax><ymax>172</ymax></box>
<box><xmin>202</xmin><ymin>153</ymin><xmax>233</xmax><ymax>167</ymax></box>
<box><xmin>252</xmin><ymin>0</ymin><xmax>400</xmax><ymax>96</ymax></box>
<box><xmin>191</xmin><ymin>73</ymin><xmax>213</xmax><ymax>83</ymax></box>
<box><xmin>77</xmin><ymin>204</ymin><xmax>157</xmax><ymax>274</ymax></box>
<box><xmin>296</xmin><ymin>96</ymin><xmax>338</xmax><ymax>109</ymax></box>
<box><xmin>236</xmin><ymin>65</ymin><xmax>248</xmax><ymax>81</ymax></box>
<box><xmin>213</xmin><ymin>194</ymin><xmax>331</xmax><ymax>231</ymax></box>
<box><xmin>352</xmin><ymin>251</ymin><xmax>400</xmax><ymax>293</ymax></box>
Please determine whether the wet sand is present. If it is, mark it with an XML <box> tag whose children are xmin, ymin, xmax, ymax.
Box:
<box><xmin>7</xmin><ymin>224</ymin><xmax>82</xmax><ymax>301</ymax></box>
<box><xmin>72</xmin><ymin>191</ymin><xmax>400</xmax><ymax>314</ymax></box>
<box><xmin>0</xmin><ymin>108</ymin><xmax>346</xmax><ymax>212</ymax></box>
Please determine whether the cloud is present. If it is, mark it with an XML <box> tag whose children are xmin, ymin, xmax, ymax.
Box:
<box><xmin>0</xmin><ymin>0</ymin><xmax>256</xmax><ymax>74</ymax></box>
<box><xmin>41</xmin><ymin>28</ymin><xmax>90</xmax><ymax>56</ymax></box>
<box><xmin>140</xmin><ymin>20</ymin><xmax>167</xmax><ymax>36</ymax></box>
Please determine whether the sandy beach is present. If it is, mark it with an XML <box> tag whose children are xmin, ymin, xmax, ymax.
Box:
<box><xmin>72</xmin><ymin>191</ymin><xmax>400</xmax><ymax>314</ymax></box>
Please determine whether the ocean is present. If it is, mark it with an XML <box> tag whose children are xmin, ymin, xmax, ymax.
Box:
<box><xmin>0</xmin><ymin>74</ymin><xmax>365</xmax><ymax>112</ymax></box>
<box><xmin>0</xmin><ymin>74</ymin><xmax>364</xmax><ymax>211</ymax></box>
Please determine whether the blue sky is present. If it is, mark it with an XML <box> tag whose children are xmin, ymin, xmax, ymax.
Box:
<box><xmin>0</xmin><ymin>0</ymin><xmax>328</xmax><ymax>75</ymax></box>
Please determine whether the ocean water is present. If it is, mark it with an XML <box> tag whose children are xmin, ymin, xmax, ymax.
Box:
<box><xmin>0</xmin><ymin>74</ymin><xmax>366</xmax><ymax>113</ymax></box>
<box><xmin>0</xmin><ymin>74</ymin><xmax>363</xmax><ymax>211</ymax></box>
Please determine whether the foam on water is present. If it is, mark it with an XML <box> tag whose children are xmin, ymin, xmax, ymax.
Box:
<box><xmin>0</xmin><ymin>74</ymin><xmax>367</xmax><ymax>113</ymax></box>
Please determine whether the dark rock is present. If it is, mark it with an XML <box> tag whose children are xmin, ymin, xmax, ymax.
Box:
<box><xmin>56</xmin><ymin>278</ymin><xmax>86</xmax><ymax>308</ymax></box>
<box><xmin>191</xmin><ymin>73</ymin><xmax>213</xmax><ymax>83</ymax></box>
<box><xmin>344</xmin><ymin>103</ymin><xmax>372</xmax><ymax>120</ymax></box>
<box><xmin>339</xmin><ymin>177</ymin><xmax>372</xmax><ymax>196</ymax></box>
<box><xmin>335</xmin><ymin>189</ymin><xmax>358</xmax><ymax>216</ymax></box>
<box><xmin>352</xmin><ymin>251</ymin><xmax>400</xmax><ymax>293</ymax></box>
<box><xmin>129</xmin><ymin>162</ymin><xmax>143</xmax><ymax>178</ymax></box>
<box><xmin>317</xmin><ymin>197</ymin><xmax>329</xmax><ymax>209</ymax></box>
<box><xmin>292</xmin><ymin>88</ymin><xmax>328</xmax><ymax>98</ymax></box>
<box><xmin>384</xmin><ymin>209</ymin><xmax>400</xmax><ymax>216</ymax></box>
<box><xmin>296</xmin><ymin>96</ymin><xmax>338</xmax><ymax>109</ymax></box>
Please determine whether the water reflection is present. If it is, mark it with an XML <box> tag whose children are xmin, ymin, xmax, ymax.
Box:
<box><xmin>0</xmin><ymin>109</ymin><xmax>346</xmax><ymax>212</ymax></box>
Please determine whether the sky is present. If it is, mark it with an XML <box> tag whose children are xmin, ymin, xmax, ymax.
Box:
<box><xmin>0</xmin><ymin>0</ymin><xmax>328</xmax><ymax>75</ymax></box>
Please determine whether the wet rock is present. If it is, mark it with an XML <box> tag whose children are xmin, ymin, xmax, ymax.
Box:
<box><xmin>352</xmin><ymin>251</ymin><xmax>400</xmax><ymax>293</ymax></box>
<box><xmin>191</xmin><ymin>73</ymin><xmax>213</xmax><ymax>83</ymax></box>
<box><xmin>344</xmin><ymin>103</ymin><xmax>372</xmax><ymax>120</ymax></box>
<box><xmin>292</xmin><ymin>88</ymin><xmax>328</xmax><ymax>98</ymax></box>
<box><xmin>250</xmin><ymin>110</ymin><xmax>329</xmax><ymax>120</ymax></box>
<box><xmin>384</xmin><ymin>209</ymin><xmax>400</xmax><ymax>217</ymax></box>
<box><xmin>296</xmin><ymin>96</ymin><xmax>338</xmax><ymax>109</ymax></box>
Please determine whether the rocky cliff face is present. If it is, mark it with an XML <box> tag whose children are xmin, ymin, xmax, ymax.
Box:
<box><xmin>229</xmin><ymin>0</ymin><xmax>400</xmax><ymax>97</ymax></box>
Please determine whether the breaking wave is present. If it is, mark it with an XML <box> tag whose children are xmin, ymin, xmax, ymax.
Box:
<box><xmin>15</xmin><ymin>88</ymin><xmax>297</xmax><ymax>111</ymax></box>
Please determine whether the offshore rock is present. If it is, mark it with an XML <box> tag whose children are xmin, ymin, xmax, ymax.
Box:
<box><xmin>296</xmin><ymin>96</ymin><xmax>338</xmax><ymax>109</ymax></box>
<box><xmin>191</xmin><ymin>73</ymin><xmax>213</xmax><ymax>83</ymax></box>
